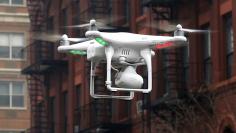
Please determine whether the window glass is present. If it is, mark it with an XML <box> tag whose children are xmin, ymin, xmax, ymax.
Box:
<box><xmin>0</xmin><ymin>81</ymin><xmax>25</xmax><ymax>108</ymax></box>
<box><xmin>12</xmin><ymin>82</ymin><xmax>24</xmax><ymax>95</ymax></box>
<box><xmin>12</xmin><ymin>0</ymin><xmax>23</xmax><ymax>5</ymax></box>
<box><xmin>225</xmin><ymin>13</ymin><xmax>233</xmax><ymax>78</ymax></box>
<box><xmin>0</xmin><ymin>96</ymin><xmax>10</xmax><ymax>107</ymax></box>
<box><xmin>11</xmin><ymin>33</ymin><xmax>24</xmax><ymax>46</ymax></box>
<box><xmin>12</xmin><ymin>96</ymin><xmax>24</xmax><ymax>107</ymax></box>
<box><xmin>0</xmin><ymin>0</ymin><xmax>9</xmax><ymax>4</ymax></box>
<box><xmin>0</xmin><ymin>81</ymin><xmax>9</xmax><ymax>95</ymax></box>
<box><xmin>0</xmin><ymin>33</ymin><xmax>25</xmax><ymax>59</ymax></box>
<box><xmin>12</xmin><ymin>47</ymin><xmax>24</xmax><ymax>59</ymax></box>
<box><xmin>0</xmin><ymin>47</ymin><xmax>9</xmax><ymax>58</ymax></box>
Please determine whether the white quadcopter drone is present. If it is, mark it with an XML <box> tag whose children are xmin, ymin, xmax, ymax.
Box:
<box><xmin>57</xmin><ymin>19</ymin><xmax>206</xmax><ymax>100</ymax></box>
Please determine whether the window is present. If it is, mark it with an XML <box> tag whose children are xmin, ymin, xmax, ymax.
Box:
<box><xmin>61</xmin><ymin>8</ymin><xmax>67</xmax><ymax>34</ymax></box>
<box><xmin>0</xmin><ymin>130</ymin><xmax>24</xmax><ymax>133</ymax></box>
<box><xmin>223</xmin><ymin>126</ymin><xmax>235</xmax><ymax>133</ymax></box>
<box><xmin>0</xmin><ymin>0</ymin><xmax>24</xmax><ymax>5</ymax></box>
<box><xmin>162</xmin><ymin>50</ymin><xmax>170</xmax><ymax>94</ymax></box>
<box><xmin>182</xmin><ymin>45</ymin><xmax>189</xmax><ymax>87</ymax></box>
<box><xmin>225</xmin><ymin>13</ymin><xmax>233</xmax><ymax>78</ymax></box>
<box><xmin>49</xmin><ymin>97</ymin><xmax>56</xmax><ymax>133</ymax></box>
<box><xmin>62</xmin><ymin>92</ymin><xmax>68</xmax><ymax>133</ymax></box>
<box><xmin>0</xmin><ymin>81</ymin><xmax>25</xmax><ymax>109</ymax></box>
<box><xmin>0</xmin><ymin>33</ymin><xmax>25</xmax><ymax>59</ymax></box>
<box><xmin>202</xmin><ymin>25</ymin><xmax>212</xmax><ymax>84</ymax></box>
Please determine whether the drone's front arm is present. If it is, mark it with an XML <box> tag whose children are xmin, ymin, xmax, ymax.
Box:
<box><xmin>57</xmin><ymin>40</ymin><xmax>99</xmax><ymax>53</ymax></box>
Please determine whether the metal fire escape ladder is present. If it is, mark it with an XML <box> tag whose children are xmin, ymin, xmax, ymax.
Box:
<box><xmin>27</xmin><ymin>75</ymin><xmax>48</xmax><ymax>133</ymax></box>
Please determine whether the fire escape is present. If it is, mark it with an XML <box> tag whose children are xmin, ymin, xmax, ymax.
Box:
<box><xmin>142</xmin><ymin>0</ymin><xmax>186</xmax><ymax>105</ymax></box>
<box><xmin>142</xmin><ymin>1</ymin><xmax>215</xmax><ymax>132</ymax></box>
<box><xmin>73</xmin><ymin>0</ymin><xmax>131</xmax><ymax>132</ymax></box>
<box><xmin>22</xmin><ymin>1</ymin><xmax>67</xmax><ymax>133</ymax></box>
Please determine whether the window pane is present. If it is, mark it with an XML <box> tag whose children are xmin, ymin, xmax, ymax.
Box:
<box><xmin>0</xmin><ymin>33</ymin><xmax>9</xmax><ymax>46</ymax></box>
<box><xmin>0</xmin><ymin>46</ymin><xmax>9</xmax><ymax>58</ymax></box>
<box><xmin>12</xmin><ymin>81</ymin><xmax>24</xmax><ymax>95</ymax></box>
<box><xmin>12</xmin><ymin>0</ymin><xmax>23</xmax><ymax>5</ymax></box>
<box><xmin>0</xmin><ymin>0</ymin><xmax>9</xmax><ymax>4</ymax></box>
<box><xmin>10</xmin><ymin>33</ymin><xmax>24</xmax><ymax>46</ymax></box>
<box><xmin>0</xmin><ymin>95</ymin><xmax>10</xmax><ymax>107</ymax></box>
<box><xmin>12</xmin><ymin>96</ymin><xmax>24</xmax><ymax>107</ymax></box>
<box><xmin>12</xmin><ymin>47</ymin><xmax>24</xmax><ymax>59</ymax></box>
<box><xmin>0</xmin><ymin>81</ymin><xmax>9</xmax><ymax>95</ymax></box>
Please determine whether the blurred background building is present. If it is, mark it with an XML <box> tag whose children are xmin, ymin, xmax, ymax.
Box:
<box><xmin>0</xmin><ymin>0</ymin><xmax>30</xmax><ymax>132</ymax></box>
<box><xmin>23</xmin><ymin>0</ymin><xmax>236</xmax><ymax>133</ymax></box>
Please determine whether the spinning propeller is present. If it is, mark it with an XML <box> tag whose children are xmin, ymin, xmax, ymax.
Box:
<box><xmin>33</xmin><ymin>32</ymin><xmax>89</xmax><ymax>43</ymax></box>
<box><xmin>146</xmin><ymin>21</ymin><xmax>211</xmax><ymax>33</ymax></box>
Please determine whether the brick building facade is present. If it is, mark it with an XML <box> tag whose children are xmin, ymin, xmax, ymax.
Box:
<box><xmin>0</xmin><ymin>0</ymin><xmax>30</xmax><ymax>132</ymax></box>
<box><xmin>24</xmin><ymin>0</ymin><xmax>236</xmax><ymax>133</ymax></box>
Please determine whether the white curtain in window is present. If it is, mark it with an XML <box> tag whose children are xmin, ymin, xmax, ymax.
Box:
<box><xmin>10</xmin><ymin>33</ymin><xmax>24</xmax><ymax>46</ymax></box>
<box><xmin>0</xmin><ymin>33</ymin><xmax>9</xmax><ymax>46</ymax></box>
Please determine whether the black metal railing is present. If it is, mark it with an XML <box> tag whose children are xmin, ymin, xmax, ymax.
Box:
<box><xmin>21</xmin><ymin>40</ymin><xmax>56</xmax><ymax>74</ymax></box>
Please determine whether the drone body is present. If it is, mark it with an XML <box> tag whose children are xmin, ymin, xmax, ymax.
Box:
<box><xmin>57</xmin><ymin>19</ymin><xmax>188</xmax><ymax>100</ymax></box>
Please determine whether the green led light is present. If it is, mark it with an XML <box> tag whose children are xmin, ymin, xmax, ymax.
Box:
<box><xmin>69</xmin><ymin>50</ymin><xmax>87</xmax><ymax>55</ymax></box>
<box><xmin>95</xmin><ymin>37</ymin><xmax>108</xmax><ymax>46</ymax></box>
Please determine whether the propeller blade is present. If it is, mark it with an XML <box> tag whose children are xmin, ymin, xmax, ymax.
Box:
<box><xmin>67</xmin><ymin>38</ymin><xmax>91</xmax><ymax>42</ymax></box>
<box><xmin>65</xmin><ymin>23</ymin><xmax>90</xmax><ymax>28</ymax></box>
<box><xmin>65</xmin><ymin>15</ymin><xmax>125</xmax><ymax>29</ymax></box>
<box><xmin>181</xmin><ymin>28</ymin><xmax>211</xmax><ymax>33</ymax></box>
<box><xmin>33</xmin><ymin>32</ymin><xmax>61</xmax><ymax>42</ymax></box>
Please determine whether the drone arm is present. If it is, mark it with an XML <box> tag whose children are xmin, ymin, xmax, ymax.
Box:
<box><xmin>57</xmin><ymin>40</ymin><xmax>93</xmax><ymax>52</ymax></box>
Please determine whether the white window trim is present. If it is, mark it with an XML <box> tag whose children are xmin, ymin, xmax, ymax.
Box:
<box><xmin>0</xmin><ymin>32</ymin><xmax>26</xmax><ymax>60</ymax></box>
<box><xmin>0</xmin><ymin>0</ymin><xmax>26</xmax><ymax>7</ymax></box>
<box><xmin>0</xmin><ymin>81</ymin><xmax>26</xmax><ymax>110</ymax></box>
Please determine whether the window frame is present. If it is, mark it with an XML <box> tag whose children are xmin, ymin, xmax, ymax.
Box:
<box><xmin>224</xmin><ymin>13</ymin><xmax>234</xmax><ymax>78</ymax></box>
<box><xmin>0</xmin><ymin>0</ymin><xmax>25</xmax><ymax>6</ymax></box>
<box><xmin>0</xmin><ymin>81</ymin><xmax>26</xmax><ymax>110</ymax></box>
<box><xmin>202</xmin><ymin>25</ymin><xmax>212</xmax><ymax>84</ymax></box>
<box><xmin>0</xmin><ymin>32</ymin><xmax>25</xmax><ymax>60</ymax></box>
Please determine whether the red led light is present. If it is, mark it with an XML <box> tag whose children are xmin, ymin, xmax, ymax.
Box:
<box><xmin>156</xmin><ymin>42</ymin><xmax>174</xmax><ymax>49</ymax></box>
